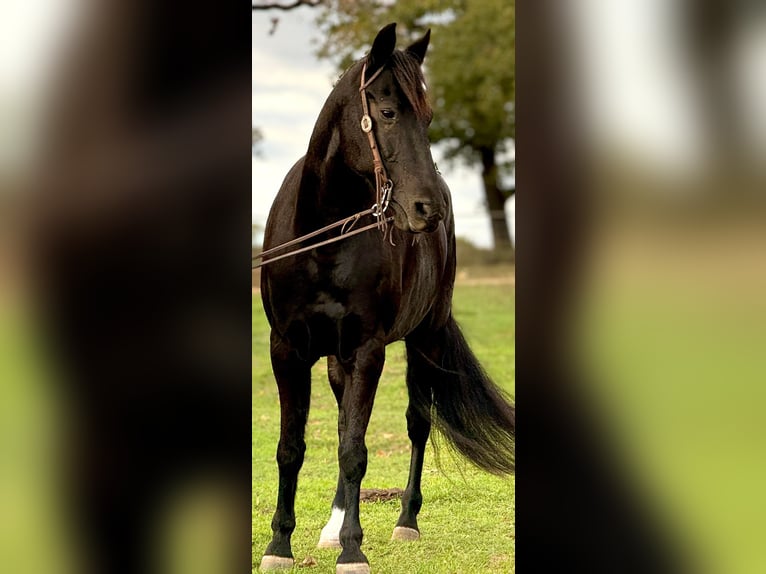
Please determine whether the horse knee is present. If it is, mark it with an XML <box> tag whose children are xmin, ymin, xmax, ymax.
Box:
<box><xmin>276</xmin><ymin>440</ymin><xmax>306</xmax><ymax>474</ymax></box>
<box><xmin>338</xmin><ymin>440</ymin><xmax>367</xmax><ymax>482</ymax></box>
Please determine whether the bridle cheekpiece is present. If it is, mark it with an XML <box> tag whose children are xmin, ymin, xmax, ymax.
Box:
<box><xmin>359</xmin><ymin>61</ymin><xmax>394</xmax><ymax>229</ymax></box>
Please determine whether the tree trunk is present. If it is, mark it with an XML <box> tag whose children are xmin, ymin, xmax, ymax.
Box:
<box><xmin>479</xmin><ymin>146</ymin><xmax>513</xmax><ymax>253</ymax></box>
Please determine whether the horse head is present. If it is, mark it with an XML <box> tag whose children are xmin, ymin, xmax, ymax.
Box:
<box><xmin>340</xmin><ymin>23</ymin><xmax>446</xmax><ymax>234</ymax></box>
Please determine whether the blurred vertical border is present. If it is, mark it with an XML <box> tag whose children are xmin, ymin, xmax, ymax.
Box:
<box><xmin>518</xmin><ymin>1</ymin><xmax>766</xmax><ymax>573</ymax></box>
<box><xmin>1</xmin><ymin>2</ymin><xmax>251</xmax><ymax>574</ymax></box>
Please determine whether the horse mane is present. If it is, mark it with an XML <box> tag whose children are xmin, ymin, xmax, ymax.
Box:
<box><xmin>335</xmin><ymin>49</ymin><xmax>433</xmax><ymax>123</ymax></box>
<box><xmin>386</xmin><ymin>50</ymin><xmax>432</xmax><ymax>123</ymax></box>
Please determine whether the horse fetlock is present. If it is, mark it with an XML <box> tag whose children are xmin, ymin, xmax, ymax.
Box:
<box><xmin>404</xmin><ymin>490</ymin><xmax>423</xmax><ymax>512</ymax></box>
<box><xmin>270</xmin><ymin>514</ymin><xmax>296</xmax><ymax>534</ymax></box>
<box><xmin>339</xmin><ymin>527</ymin><xmax>364</xmax><ymax>550</ymax></box>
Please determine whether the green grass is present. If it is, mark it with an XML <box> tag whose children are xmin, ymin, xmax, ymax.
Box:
<box><xmin>252</xmin><ymin>284</ymin><xmax>516</xmax><ymax>573</ymax></box>
<box><xmin>0</xmin><ymin>302</ymin><xmax>75</xmax><ymax>574</ymax></box>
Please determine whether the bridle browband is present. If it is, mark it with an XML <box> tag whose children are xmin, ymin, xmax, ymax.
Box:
<box><xmin>252</xmin><ymin>61</ymin><xmax>394</xmax><ymax>269</ymax></box>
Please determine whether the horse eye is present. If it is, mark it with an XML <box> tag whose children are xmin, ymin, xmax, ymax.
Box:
<box><xmin>381</xmin><ymin>109</ymin><xmax>396</xmax><ymax>120</ymax></box>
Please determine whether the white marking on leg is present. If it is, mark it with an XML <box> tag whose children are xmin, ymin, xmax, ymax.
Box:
<box><xmin>317</xmin><ymin>506</ymin><xmax>345</xmax><ymax>549</ymax></box>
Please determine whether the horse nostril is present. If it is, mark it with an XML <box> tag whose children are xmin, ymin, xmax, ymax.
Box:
<box><xmin>414</xmin><ymin>202</ymin><xmax>429</xmax><ymax>217</ymax></box>
<box><xmin>414</xmin><ymin>201</ymin><xmax>443</xmax><ymax>219</ymax></box>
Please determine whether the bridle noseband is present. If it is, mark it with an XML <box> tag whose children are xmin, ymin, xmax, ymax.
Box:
<box><xmin>252</xmin><ymin>60</ymin><xmax>395</xmax><ymax>269</ymax></box>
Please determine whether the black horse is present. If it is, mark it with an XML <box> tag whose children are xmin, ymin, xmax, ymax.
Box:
<box><xmin>259</xmin><ymin>23</ymin><xmax>515</xmax><ymax>574</ymax></box>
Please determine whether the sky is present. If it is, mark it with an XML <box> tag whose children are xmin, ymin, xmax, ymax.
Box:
<box><xmin>251</xmin><ymin>9</ymin><xmax>515</xmax><ymax>249</ymax></box>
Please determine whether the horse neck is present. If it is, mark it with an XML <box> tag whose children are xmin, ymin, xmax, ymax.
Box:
<box><xmin>297</xmin><ymin>97</ymin><xmax>374</xmax><ymax>229</ymax></box>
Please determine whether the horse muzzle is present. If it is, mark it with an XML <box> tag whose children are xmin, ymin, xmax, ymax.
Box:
<box><xmin>407</xmin><ymin>197</ymin><xmax>444</xmax><ymax>233</ymax></box>
<box><xmin>408</xmin><ymin>215</ymin><xmax>442</xmax><ymax>233</ymax></box>
<box><xmin>389</xmin><ymin>197</ymin><xmax>444</xmax><ymax>233</ymax></box>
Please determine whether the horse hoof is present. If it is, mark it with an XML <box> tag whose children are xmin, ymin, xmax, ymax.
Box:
<box><xmin>317</xmin><ymin>536</ymin><xmax>342</xmax><ymax>549</ymax></box>
<box><xmin>260</xmin><ymin>555</ymin><xmax>294</xmax><ymax>571</ymax></box>
<box><xmin>336</xmin><ymin>563</ymin><xmax>371</xmax><ymax>574</ymax></box>
<box><xmin>391</xmin><ymin>526</ymin><xmax>420</xmax><ymax>541</ymax></box>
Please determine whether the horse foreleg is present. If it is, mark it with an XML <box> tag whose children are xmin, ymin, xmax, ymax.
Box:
<box><xmin>318</xmin><ymin>357</ymin><xmax>347</xmax><ymax>550</ymax></box>
<box><xmin>260</xmin><ymin>332</ymin><xmax>312</xmax><ymax>571</ymax></box>
<box><xmin>335</xmin><ymin>340</ymin><xmax>384</xmax><ymax>574</ymax></box>
<box><xmin>393</xmin><ymin>339</ymin><xmax>433</xmax><ymax>542</ymax></box>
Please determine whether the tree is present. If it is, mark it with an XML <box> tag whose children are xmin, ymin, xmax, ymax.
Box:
<box><xmin>314</xmin><ymin>0</ymin><xmax>515</xmax><ymax>251</ymax></box>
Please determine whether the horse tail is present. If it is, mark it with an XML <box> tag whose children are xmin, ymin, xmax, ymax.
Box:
<box><xmin>409</xmin><ymin>314</ymin><xmax>515</xmax><ymax>475</ymax></box>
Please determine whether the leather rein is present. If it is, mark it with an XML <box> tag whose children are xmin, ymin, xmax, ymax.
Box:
<box><xmin>252</xmin><ymin>62</ymin><xmax>394</xmax><ymax>269</ymax></box>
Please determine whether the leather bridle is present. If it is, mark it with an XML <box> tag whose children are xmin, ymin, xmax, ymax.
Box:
<box><xmin>252</xmin><ymin>61</ymin><xmax>394</xmax><ymax>269</ymax></box>
<box><xmin>358</xmin><ymin>61</ymin><xmax>394</xmax><ymax>226</ymax></box>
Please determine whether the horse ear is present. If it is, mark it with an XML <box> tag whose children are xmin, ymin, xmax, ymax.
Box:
<box><xmin>367</xmin><ymin>23</ymin><xmax>397</xmax><ymax>78</ymax></box>
<box><xmin>406</xmin><ymin>29</ymin><xmax>431</xmax><ymax>64</ymax></box>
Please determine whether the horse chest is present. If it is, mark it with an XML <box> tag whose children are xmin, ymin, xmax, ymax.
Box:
<box><xmin>268</xmin><ymin>278</ymin><xmax>371</xmax><ymax>361</ymax></box>
<box><xmin>307</xmin><ymin>291</ymin><xmax>348</xmax><ymax>321</ymax></box>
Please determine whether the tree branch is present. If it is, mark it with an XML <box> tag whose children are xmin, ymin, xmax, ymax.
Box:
<box><xmin>252</xmin><ymin>0</ymin><xmax>323</xmax><ymax>10</ymax></box>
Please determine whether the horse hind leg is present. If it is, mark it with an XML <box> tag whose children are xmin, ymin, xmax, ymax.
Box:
<box><xmin>317</xmin><ymin>356</ymin><xmax>347</xmax><ymax>550</ymax></box>
<box><xmin>392</xmin><ymin>339</ymin><xmax>433</xmax><ymax>542</ymax></box>
<box><xmin>260</xmin><ymin>332</ymin><xmax>312</xmax><ymax>571</ymax></box>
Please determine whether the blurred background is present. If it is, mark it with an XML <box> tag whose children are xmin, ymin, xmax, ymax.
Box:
<box><xmin>2</xmin><ymin>1</ymin><xmax>251</xmax><ymax>573</ymax></box>
<box><xmin>1</xmin><ymin>0</ymin><xmax>766</xmax><ymax>572</ymax></box>
<box><xmin>1</xmin><ymin>2</ymin><xmax>84</xmax><ymax>572</ymax></box>
<box><xmin>523</xmin><ymin>2</ymin><xmax>766</xmax><ymax>573</ymax></box>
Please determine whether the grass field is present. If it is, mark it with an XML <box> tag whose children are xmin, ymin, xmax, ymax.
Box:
<box><xmin>252</xmin><ymin>283</ymin><xmax>516</xmax><ymax>574</ymax></box>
